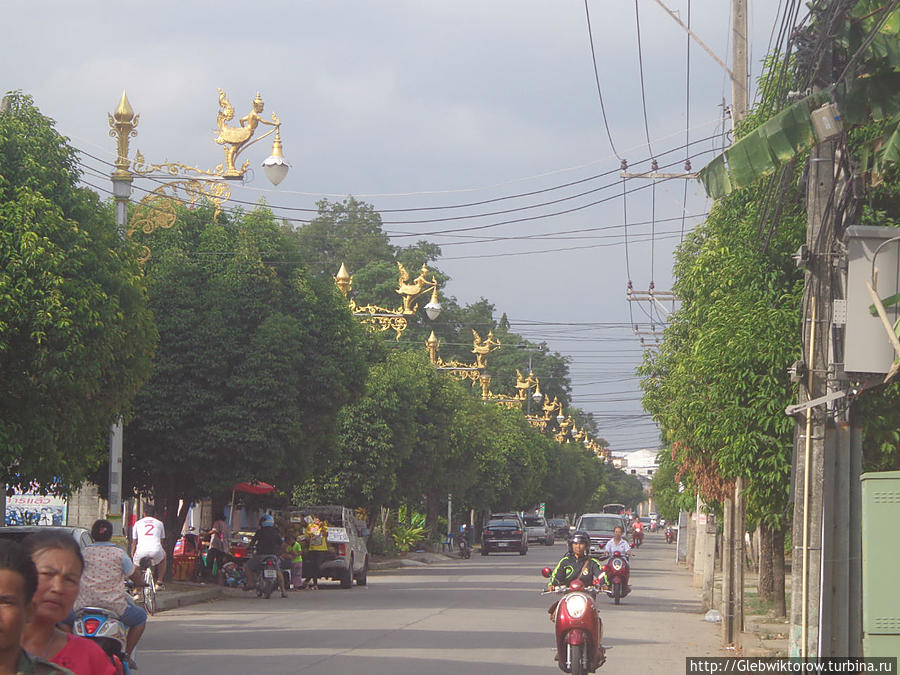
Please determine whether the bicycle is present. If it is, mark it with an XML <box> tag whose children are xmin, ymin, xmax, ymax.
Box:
<box><xmin>138</xmin><ymin>557</ymin><xmax>157</xmax><ymax>616</ymax></box>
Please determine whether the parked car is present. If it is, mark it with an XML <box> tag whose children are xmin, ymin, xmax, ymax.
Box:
<box><xmin>0</xmin><ymin>526</ymin><xmax>93</xmax><ymax>550</ymax></box>
<box><xmin>547</xmin><ymin>518</ymin><xmax>571</xmax><ymax>538</ymax></box>
<box><xmin>523</xmin><ymin>514</ymin><xmax>554</xmax><ymax>545</ymax></box>
<box><xmin>489</xmin><ymin>512</ymin><xmax>525</xmax><ymax>530</ymax></box>
<box><xmin>574</xmin><ymin>513</ymin><xmax>626</xmax><ymax>556</ymax></box>
<box><xmin>481</xmin><ymin>518</ymin><xmax>528</xmax><ymax>555</ymax></box>
<box><xmin>288</xmin><ymin>506</ymin><xmax>370</xmax><ymax>588</ymax></box>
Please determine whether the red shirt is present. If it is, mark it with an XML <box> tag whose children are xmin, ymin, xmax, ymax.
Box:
<box><xmin>52</xmin><ymin>633</ymin><xmax>117</xmax><ymax>675</ymax></box>
<box><xmin>632</xmin><ymin>521</ymin><xmax>643</xmax><ymax>532</ymax></box>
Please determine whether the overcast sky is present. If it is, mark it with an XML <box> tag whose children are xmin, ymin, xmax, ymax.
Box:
<box><xmin>4</xmin><ymin>1</ymin><xmax>781</xmax><ymax>454</ymax></box>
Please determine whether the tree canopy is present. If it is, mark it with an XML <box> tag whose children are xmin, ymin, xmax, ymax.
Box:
<box><xmin>123</xmin><ymin>203</ymin><xmax>370</xmax><ymax>540</ymax></box>
<box><xmin>0</xmin><ymin>91</ymin><xmax>155</xmax><ymax>492</ymax></box>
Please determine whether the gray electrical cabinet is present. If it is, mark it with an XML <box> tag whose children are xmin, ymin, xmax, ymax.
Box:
<box><xmin>843</xmin><ymin>226</ymin><xmax>900</xmax><ymax>375</ymax></box>
<box><xmin>860</xmin><ymin>471</ymin><xmax>900</xmax><ymax>657</ymax></box>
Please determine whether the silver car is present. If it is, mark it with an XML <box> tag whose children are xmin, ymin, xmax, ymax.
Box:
<box><xmin>523</xmin><ymin>514</ymin><xmax>555</xmax><ymax>545</ymax></box>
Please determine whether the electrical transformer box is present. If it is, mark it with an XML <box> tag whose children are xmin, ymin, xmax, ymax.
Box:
<box><xmin>843</xmin><ymin>226</ymin><xmax>900</xmax><ymax>375</ymax></box>
<box><xmin>860</xmin><ymin>471</ymin><xmax>900</xmax><ymax>657</ymax></box>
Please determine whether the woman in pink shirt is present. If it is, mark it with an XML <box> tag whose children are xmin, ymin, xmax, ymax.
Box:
<box><xmin>21</xmin><ymin>531</ymin><xmax>116</xmax><ymax>675</ymax></box>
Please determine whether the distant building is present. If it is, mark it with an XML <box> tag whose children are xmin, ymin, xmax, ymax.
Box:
<box><xmin>622</xmin><ymin>449</ymin><xmax>659</xmax><ymax>479</ymax></box>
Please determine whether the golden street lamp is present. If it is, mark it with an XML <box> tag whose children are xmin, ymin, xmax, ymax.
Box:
<box><xmin>335</xmin><ymin>262</ymin><xmax>441</xmax><ymax>339</ymax></box>
<box><xmin>109</xmin><ymin>89</ymin><xmax>290</xmax><ymax>262</ymax></box>
<box><xmin>106</xmin><ymin>89</ymin><xmax>290</xmax><ymax>522</ymax></box>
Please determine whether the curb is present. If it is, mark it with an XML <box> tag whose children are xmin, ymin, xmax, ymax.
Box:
<box><xmin>155</xmin><ymin>587</ymin><xmax>224</xmax><ymax>612</ymax></box>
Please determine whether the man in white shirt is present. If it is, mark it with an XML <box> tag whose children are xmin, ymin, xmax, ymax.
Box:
<box><xmin>132</xmin><ymin>504</ymin><xmax>167</xmax><ymax>584</ymax></box>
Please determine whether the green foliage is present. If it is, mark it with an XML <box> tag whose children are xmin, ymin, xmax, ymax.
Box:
<box><xmin>639</xmin><ymin>177</ymin><xmax>805</xmax><ymax>528</ymax></box>
<box><xmin>123</xmin><ymin>203</ymin><xmax>369</xmax><ymax>509</ymax></box>
<box><xmin>0</xmin><ymin>91</ymin><xmax>155</xmax><ymax>491</ymax></box>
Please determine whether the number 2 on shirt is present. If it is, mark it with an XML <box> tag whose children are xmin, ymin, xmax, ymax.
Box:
<box><xmin>144</xmin><ymin>522</ymin><xmax>155</xmax><ymax>536</ymax></box>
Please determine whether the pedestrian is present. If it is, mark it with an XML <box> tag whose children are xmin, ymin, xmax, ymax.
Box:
<box><xmin>20</xmin><ymin>531</ymin><xmax>115</xmax><ymax>674</ymax></box>
<box><xmin>0</xmin><ymin>539</ymin><xmax>73</xmax><ymax>674</ymax></box>
<box><xmin>206</xmin><ymin>513</ymin><xmax>229</xmax><ymax>584</ymax></box>
<box><xmin>287</xmin><ymin>533</ymin><xmax>306</xmax><ymax>590</ymax></box>
<box><xmin>304</xmin><ymin>515</ymin><xmax>328</xmax><ymax>590</ymax></box>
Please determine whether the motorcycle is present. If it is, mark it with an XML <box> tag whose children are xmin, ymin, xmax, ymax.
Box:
<box><xmin>457</xmin><ymin>534</ymin><xmax>471</xmax><ymax>559</ymax></box>
<box><xmin>631</xmin><ymin>530</ymin><xmax>643</xmax><ymax>548</ymax></box>
<box><xmin>73</xmin><ymin>607</ymin><xmax>129</xmax><ymax>674</ymax></box>
<box><xmin>541</xmin><ymin>569</ymin><xmax>606</xmax><ymax>675</ymax></box>
<box><xmin>601</xmin><ymin>551</ymin><xmax>631</xmax><ymax>605</ymax></box>
<box><xmin>665</xmin><ymin>526</ymin><xmax>675</xmax><ymax>544</ymax></box>
<box><xmin>255</xmin><ymin>554</ymin><xmax>280</xmax><ymax>598</ymax></box>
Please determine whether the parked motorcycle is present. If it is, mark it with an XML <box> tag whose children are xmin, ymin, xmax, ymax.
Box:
<box><xmin>665</xmin><ymin>526</ymin><xmax>675</xmax><ymax>544</ymax></box>
<box><xmin>457</xmin><ymin>534</ymin><xmax>471</xmax><ymax>559</ymax></box>
<box><xmin>601</xmin><ymin>551</ymin><xmax>631</xmax><ymax>605</ymax></box>
<box><xmin>255</xmin><ymin>554</ymin><xmax>280</xmax><ymax>598</ymax></box>
<box><xmin>541</xmin><ymin>569</ymin><xmax>606</xmax><ymax>675</ymax></box>
<box><xmin>73</xmin><ymin>607</ymin><xmax>129</xmax><ymax>674</ymax></box>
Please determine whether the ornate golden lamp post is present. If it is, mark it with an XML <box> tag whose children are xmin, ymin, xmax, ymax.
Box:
<box><xmin>105</xmin><ymin>89</ymin><xmax>290</xmax><ymax>522</ymax></box>
<box><xmin>109</xmin><ymin>89</ymin><xmax>290</xmax><ymax>262</ymax></box>
<box><xmin>335</xmin><ymin>262</ymin><xmax>441</xmax><ymax>339</ymax></box>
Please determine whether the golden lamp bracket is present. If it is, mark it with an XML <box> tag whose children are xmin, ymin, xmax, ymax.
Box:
<box><xmin>335</xmin><ymin>262</ymin><xmax>439</xmax><ymax>340</ymax></box>
<box><xmin>109</xmin><ymin>89</ymin><xmax>287</xmax><ymax>265</ymax></box>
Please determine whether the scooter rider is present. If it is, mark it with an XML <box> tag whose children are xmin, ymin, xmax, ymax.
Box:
<box><xmin>548</xmin><ymin>531</ymin><xmax>605</xmax><ymax>588</ymax></box>
<box><xmin>604</xmin><ymin>525</ymin><xmax>632</xmax><ymax>558</ymax></box>
<box><xmin>245</xmin><ymin>515</ymin><xmax>287</xmax><ymax>598</ymax></box>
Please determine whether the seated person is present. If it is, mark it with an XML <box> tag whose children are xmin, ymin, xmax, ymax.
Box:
<box><xmin>73</xmin><ymin>519</ymin><xmax>148</xmax><ymax>670</ymax></box>
<box><xmin>245</xmin><ymin>515</ymin><xmax>287</xmax><ymax>598</ymax></box>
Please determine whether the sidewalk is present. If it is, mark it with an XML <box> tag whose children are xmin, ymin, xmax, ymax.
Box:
<box><xmin>734</xmin><ymin>569</ymin><xmax>791</xmax><ymax>657</ymax></box>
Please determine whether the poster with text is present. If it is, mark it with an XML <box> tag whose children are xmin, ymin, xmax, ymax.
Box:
<box><xmin>5</xmin><ymin>491</ymin><xmax>67</xmax><ymax>526</ymax></box>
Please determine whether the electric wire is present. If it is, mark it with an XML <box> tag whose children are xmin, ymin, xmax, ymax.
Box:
<box><xmin>583</xmin><ymin>0</ymin><xmax>623</xmax><ymax>160</ymax></box>
<box><xmin>76</xmin><ymin>133</ymin><xmax>722</xmax><ymax>227</ymax></box>
<box><xmin>634</xmin><ymin>0</ymin><xmax>655</xmax><ymax>159</ymax></box>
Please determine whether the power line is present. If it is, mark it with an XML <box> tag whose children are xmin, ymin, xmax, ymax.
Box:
<box><xmin>583</xmin><ymin>0</ymin><xmax>622</xmax><ymax>160</ymax></box>
<box><xmin>634</xmin><ymin>0</ymin><xmax>655</xmax><ymax>159</ymax></box>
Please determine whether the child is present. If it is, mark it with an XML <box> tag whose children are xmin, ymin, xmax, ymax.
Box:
<box><xmin>288</xmin><ymin>533</ymin><xmax>306</xmax><ymax>590</ymax></box>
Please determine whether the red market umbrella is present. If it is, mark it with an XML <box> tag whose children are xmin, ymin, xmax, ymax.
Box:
<box><xmin>233</xmin><ymin>481</ymin><xmax>275</xmax><ymax>495</ymax></box>
<box><xmin>229</xmin><ymin>482</ymin><xmax>276</xmax><ymax>526</ymax></box>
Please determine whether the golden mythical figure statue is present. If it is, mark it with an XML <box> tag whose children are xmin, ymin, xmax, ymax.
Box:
<box><xmin>396</xmin><ymin>262</ymin><xmax>437</xmax><ymax>314</ymax></box>
<box><xmin>215</xmin><ymin>89</ymin><xmax>280</xmax><ymax>178</ymax></box>
<box><xmin>472</xmin><ymin>330</ymin><xmax>501</xmax><ymax>369</ymax></box>
<box><xmin>514</xmin><ymin>369</ymin><xmax>538</xmax><ymax>400</ymax></box>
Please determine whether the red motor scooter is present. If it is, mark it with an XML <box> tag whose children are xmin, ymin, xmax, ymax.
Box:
<box><xmin>541</xmin><ymin>569</ymin><xmax>606</xmax><ymax>675</ymax></box>
<box><xmin>631</xmin><ymin>529</ymin><xmax>643</xmax><ymax>548</ymax></box>
<box><xmin>601</xmin><ymin>551</ymin><xmax>631</xmax><ymax>605</ymax></box>
<box><xmin>665</xmin><ymin>526</ymin><xmax>675</xmax><ymax>544</ymax></box>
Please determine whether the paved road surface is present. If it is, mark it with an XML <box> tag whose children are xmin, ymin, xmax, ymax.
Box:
<box><xmin>137</xmin><ymin>532</ymin><xmax>722</xmax><ymax>674</ymax></box>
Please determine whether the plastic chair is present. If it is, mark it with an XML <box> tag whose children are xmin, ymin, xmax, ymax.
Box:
<box><xmin>441</xmin><ymin>533</ymin><xmax>453</xmax><ymax>553</ymax></box>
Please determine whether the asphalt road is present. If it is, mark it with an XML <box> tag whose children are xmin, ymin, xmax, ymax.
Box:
<box><xmin>137</xmin><ymin>533</ymin><xmax>723</xmax><ymax>675</ymax></box>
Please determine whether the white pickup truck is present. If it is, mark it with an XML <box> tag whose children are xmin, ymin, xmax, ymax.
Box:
<box><xmin>289</xmin><ymin>505</ymin><xmax>370</xmax><ymax>588</ymax></box>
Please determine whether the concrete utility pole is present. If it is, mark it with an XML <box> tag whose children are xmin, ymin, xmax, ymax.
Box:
<box><xmin>788</xmin><ymin>1</ymin><xmax>861</xmax><ymax>655</ymax></box>
<box><xmin>721</xmin><ymin>0</ymin><xmax>748</xmax><ymax>647</ymax></box>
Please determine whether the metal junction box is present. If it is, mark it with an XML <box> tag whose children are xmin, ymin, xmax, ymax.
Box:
<box><xmin>843</xmin><ymin>226</ymin><xmax>900</xmax><ymax>375</ymax></box>
<box><xmin>860</xmin><ymin>471</ymin><xmax>900</xmax><ymax>657</ymax></box>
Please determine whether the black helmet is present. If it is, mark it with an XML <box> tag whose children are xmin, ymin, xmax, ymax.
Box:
<box><xmin>569</xmin><ymin>530</ymin><xmax>590</xmax><ymax>546</ymax></box>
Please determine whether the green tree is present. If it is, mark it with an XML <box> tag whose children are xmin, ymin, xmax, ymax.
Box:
<box><xmin>0</xmin><ymin>91</ymin><xmax>155</xmax><ymax>492</ymax></box>
<box><xmin>124</xmin><ymin>203</ymin><xmax>369</xmax><ymax>558</ymax></box>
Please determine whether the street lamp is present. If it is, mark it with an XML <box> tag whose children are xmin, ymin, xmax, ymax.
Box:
<box><xmin>335</xmin><ymin>262</ymin><xmax>441</xmax><ymax>339</ymax></box>
<box><xmin>106</xmin><ymin>89</ymin><xmax>290</xmax><ymax>523</ymax></box>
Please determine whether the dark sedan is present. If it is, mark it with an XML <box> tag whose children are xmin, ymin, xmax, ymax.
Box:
<box><xmin>481</xmin><ymin>518</ymin><xmax>528</xmax><ymax>555</ymax></box>
<box><xmin>548</xmin><ymin>518</ymin><xmax>571</xmax><ymax>538</ymax></box>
